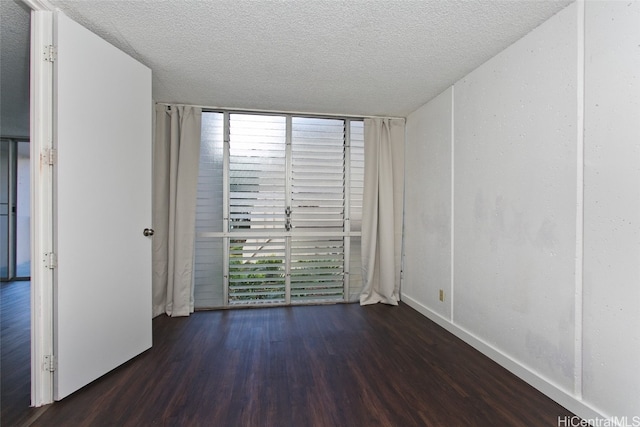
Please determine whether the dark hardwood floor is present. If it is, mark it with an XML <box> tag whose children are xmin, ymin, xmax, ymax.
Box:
<box><xmin>3</xmin><ymin>283</ymin><xmax>575</xmax><ymax>426</ymax></box>
<box><xmin>1</xmin><ymin>280</ymin><xmax>34</xmax><ymax>427</ymax></box>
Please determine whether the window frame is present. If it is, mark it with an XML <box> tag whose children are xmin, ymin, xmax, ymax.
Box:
<box><xmin>194</xmin><ymin>110</ymin><xmax>364</xmax><ymax>308</ymax></box>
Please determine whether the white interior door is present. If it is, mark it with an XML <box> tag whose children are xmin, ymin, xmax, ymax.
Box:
<box><xmin>53</xmin><ymin>11</ymin><xmax>152</xmax><ymax>400</ymax></box>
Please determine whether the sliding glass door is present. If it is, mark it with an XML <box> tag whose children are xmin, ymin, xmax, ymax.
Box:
<box><xmin>194</xmin><ymin>112</ymin><xmax>364</xmax><ymax>308</ymax></box>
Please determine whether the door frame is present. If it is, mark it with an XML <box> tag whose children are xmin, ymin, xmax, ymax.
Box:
<box><xmin>24</xmin><ymin>0</ymin><xmax>153</xmax><ymax>405</ymax></box>
<box><xmin>24</xmin><ymin>0</ymin><xmax>55</xmax><ymax>407</ymax></box>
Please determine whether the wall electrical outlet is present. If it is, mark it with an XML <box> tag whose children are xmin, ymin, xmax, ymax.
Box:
<box><xmin>439</xmin><ymin>289</ymin><xmax>445</xmax><ymax>302</ymax></box>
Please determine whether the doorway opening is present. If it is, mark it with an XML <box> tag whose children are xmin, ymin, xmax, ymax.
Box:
<box><xmin>1</xmin><ymin>138</ymin><xmax>31</xmax><ymax>282</ymax></box>
<box><xmin>1</xmin><ymin>0</ymin><xmax>33</xmax><ymax>422</ymax></box>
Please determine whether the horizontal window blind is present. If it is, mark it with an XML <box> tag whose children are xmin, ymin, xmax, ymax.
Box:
<box><xmin>349</xmin><ymin>121</ymin><xmax>364</xmax><ymax>233</ymax></box>
<box><xmin>291</xmin><ymin>117</ymin><xmax>345</xmax><ymax>231</ymax></box>
<box><xmin>291</xmin><ymin>237</ymin><xmax>344</xmax><ymax>302</ymax></box>
<box><xmin>194</xmin><ymin>237</ymin><xmax>224</xmax><ymax>308</ymax></box>
<box><xmin>229</xmin><ymin>114</ymin><xmax>286</xmax><ymax>231</ymax></box>
<box><xmin>347</xmin><ymin>121</ymin><xmax>364</xmax><ymax>300</ymax></box>
<box><xmin>194</xmin><ymin>112</ymin><xmax>224</xmax><ymax>308</ymax></box>
<box><xmin>229</xmin><ymin>238</ymin><xmax>286</xmax><ymax>305</ymax></box>
<box><xmin>193</xmin><ymin>111</ymin><xmax>364</xmax><ymax>308</ymax></box>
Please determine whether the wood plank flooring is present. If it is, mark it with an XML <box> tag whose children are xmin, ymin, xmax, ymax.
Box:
<box><xmin>3</xmin><ymin>285</ymin><xmax>575</xmax><ymax>426</ymax></box>
<box><xmin>1</xmin><ymin>280</ymin><xmax>34</xmax><ymax>427</ymax></box>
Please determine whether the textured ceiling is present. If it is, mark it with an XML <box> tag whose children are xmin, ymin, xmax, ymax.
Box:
<box><xmin>1</xmin><ymin>0</ymin><xmax>31</xmax><ymax>137</ymax></box>
<box><xmin>8</xmin><ymin>0</ymin><xmax>574</xmax><ymax>120</ymax></box>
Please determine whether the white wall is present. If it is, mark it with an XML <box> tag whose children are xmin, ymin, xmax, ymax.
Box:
<box><xmin>404</xmin><ymin>87</ymin><xmax>453</xmax><ymax>320</ymax></box>
<box><xmin>582</xmin><ymin>0</ymin><xmax>640</xmax><ymax>418</ymax></box>
<box><xmin>403</xmin><ymin>0</ymin><xmax>639</xmax><ymax>420</ymax></box>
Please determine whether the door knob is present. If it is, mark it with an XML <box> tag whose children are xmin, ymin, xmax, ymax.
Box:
<box><xmin>143</xmin><ymin>228</ymin><xmax>154</xmax><ymax>237</ymax></box>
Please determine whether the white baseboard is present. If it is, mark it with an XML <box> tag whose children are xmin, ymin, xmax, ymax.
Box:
<box><xmin>401</xmin><ymin>292</ymin><xmax>606</xmax><ymax>422</ymax></box>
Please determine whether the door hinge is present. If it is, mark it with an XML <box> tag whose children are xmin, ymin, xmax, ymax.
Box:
<box><xmin>42</xmin><ymin>148</ymin><xmax>57</xmax><ymax>166</ymax></box>
<box><xmin>45</xmin><ymin>252</ymin><xmax>57</xmax><ymax>269</ymax></box>
<box><xmin>44</xmin><ymin>355</ymin><xmax>57</xmax><ymax>372</ymax></box>
<box><xmin>43</xmin><ymin>45</ymin><xmax>57</xmax><ymax>62</ymax></box>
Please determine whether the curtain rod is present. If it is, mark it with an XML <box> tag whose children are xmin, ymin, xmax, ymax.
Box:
<box><xmin>155</xmin><ymin>102</ymin><xmax>405</xmax><ymax>121</ymax></box>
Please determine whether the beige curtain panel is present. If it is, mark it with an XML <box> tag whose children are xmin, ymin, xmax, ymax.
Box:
<box><xmin>360</xmin><ymin>118</ymin><xmax>405</xmax><ymax>306</ymax></box>
<box><xmin>152</xmin><ymin>105</ymin><xmax>202</xmax><ymax>317</ymax></box>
